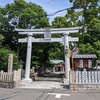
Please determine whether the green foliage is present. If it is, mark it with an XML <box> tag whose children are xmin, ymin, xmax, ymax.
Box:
<box><xmin>1</xmin><ymin>0</ymin><xmax>49</xmax><ymax>49</ymax></box>
<box><xmin>88</xmin><ymin>18</ymin><xmax>100</xmax><ymax>30</ymax></box>
<box><xmin>31</xmin><ymin>42</ymin><xmax>58</xmax><ymax>68</ymax></box>
<box><xmin>69</xmin><ymin>0</ymin><xmax>99</xmax><ymax>8</ymax></box>
<box><xmin>52</xmin><ymin>16</ymin><xmax>71</xmax><ymax>28</ymax></box>
<box><xmin>49</xmin><ymin>43</ymin><xmax>64</xmax><ymax>60</ymax></box>
<box><xmin>52</xmin><ymin>10</ymin><xmax>81</xmax><ymax>28</ymax></box>
<box><xmin>93</xmin><ymin>41</ymin><xmax>100</xmax><ymax>59</ymax></box>
<box><xmin>1</xmin><ymin>0</ymin><xmax>100</xmax><ymax>70</ymax></box>
<box><xmin>81</xmin><ymin>18</ymin><xmax>100</xmax><ymax>45</ymax></box>
<box><xmin>67</xmin><ymin>0</ymin><xmax>100</xmax><ymax>60</ymax></box>
<box><xmin>79</xmin><ymin>43</ymin><xmax>94</xmax><ymax>54</ymax></box>
<box><xmin>0</xmin><ymin>47</ymin><xmax>19</xmax><ymax>71</ymax></box>
<box><xmin>0</xmin><ymin>0</ymin><xmax>51</xmax><ymax>69</ymax></box>
<box><xmin>0</xmin><ymin>34</ymin><xmax>2</xmax><ymax>47</ymax></box>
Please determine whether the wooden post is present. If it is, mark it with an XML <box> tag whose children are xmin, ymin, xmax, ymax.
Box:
<box><xmin>72</xmin><ymin>54</ymin><xmax>77</xmax><ymax>91</ymax></box>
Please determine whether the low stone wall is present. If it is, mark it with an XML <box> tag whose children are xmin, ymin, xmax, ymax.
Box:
<box><xmin>0</xmin><ymin>82</ymin><xmax>16</xmax><ymax>88</ymax></box>
<box><xmin>0</xmin><ymin>69</ymin><xmax>21</xmax><ymax>89</ymax></box>
<box><xmin>70</xmin><ymin>84</ymin><xmax>100</xmax><ymax>90</ymax></box>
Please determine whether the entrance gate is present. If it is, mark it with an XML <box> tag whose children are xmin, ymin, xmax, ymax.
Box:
<box><xmin>15</xmin><ymin>27</ymin><xmax>80</xmax><ymax>83</ymax></box>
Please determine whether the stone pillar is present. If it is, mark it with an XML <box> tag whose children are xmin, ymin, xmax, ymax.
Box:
<box><xmin>32</xmin><ymin>67</ymin><xmax>35</xmax><ymax>73</ymax></box>
<box><xmin>8</xmin><ymin>54</ymin><xmax>13</xmax><ymax>73</ymax></box>
<box><xmin>53</xmin><ymin>66</ymin><xmax>55</xmax><ymax>72</ymax></box>
<box><xmin>64</xmin><ymin>32</ymin><xmax>70</xmax><ymax>79</ymax></box>
<box><xmin>22</xmin><ymin>33</ymin><xmax>33</xmax><ymax>83</ymax></box>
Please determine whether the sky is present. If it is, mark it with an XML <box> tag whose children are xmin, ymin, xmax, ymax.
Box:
<box><xmin>0</xmin><ymin>0</ymin><xmax>73</xmax><ymax>23</ymax></box>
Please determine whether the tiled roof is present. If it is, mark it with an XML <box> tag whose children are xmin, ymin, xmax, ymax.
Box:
<box><xmin>73</xmin><ymin>54</ymin><xmax>97</xmax><ymax>58</ymax></box>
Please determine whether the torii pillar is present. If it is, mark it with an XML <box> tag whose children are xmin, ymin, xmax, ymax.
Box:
<box><xmin>22</xmin><ymin>33</ymin><xmax>33</xmax><ymax>82</ymax></box>
<box><xmin>64</xmin><ymin>32</ymin><xmax>70</xmax><ymax>79</ymax></box>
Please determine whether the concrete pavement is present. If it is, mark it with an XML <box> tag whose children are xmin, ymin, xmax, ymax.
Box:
<box><xmin>17</xmin><ymin>76</ymin><xmax>67</xmax><ymax>89</ymax></box>
<box><xmin>0</xmin><ymin>88</ymin><xmax>100</xmax><ymax>100</ymax></box>
<box><xmin>17</xmin><ymin>73</ymin><xmax>69</xmax><ymax>89</ymax></box>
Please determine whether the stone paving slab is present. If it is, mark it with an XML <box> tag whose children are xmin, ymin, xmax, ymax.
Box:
<box><xmin>17</xmin><ymin>77</ymin><xmax>65</xmax><ymax>89</ymax></box>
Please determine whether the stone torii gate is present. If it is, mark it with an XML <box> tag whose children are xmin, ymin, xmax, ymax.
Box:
<box><xmin>15</xmin><ymin>27</ymin><xmax>81</xmax><ymax>83</ymax></box>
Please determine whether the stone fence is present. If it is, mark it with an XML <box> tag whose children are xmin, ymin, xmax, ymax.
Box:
<box><xmin>0</xmin><ymin>69</ymin><xmax>21</xmax><ymax>88</ymax></box>
<box><xmin>69</xmin><ymin>69</ymin><xmax>100</xmax><ymax>90</ymax></box>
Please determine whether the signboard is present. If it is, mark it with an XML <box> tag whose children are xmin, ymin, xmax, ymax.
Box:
<box><xmin>44</xmin><ymin>28</ymin><xmax>51</xmax><ymax>39</ymax></box>
<box><xmin>88</xmin><ymin>60</ymin><xmax>92</xmax><ymax>68</ymax></box>
<box><xmin>80</xmin><ymin>60</ymin><xmax>83</xmax><ymax>68</ymax></box>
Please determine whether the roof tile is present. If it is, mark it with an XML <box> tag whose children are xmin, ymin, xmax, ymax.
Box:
<box><xmin>73</xmin><ymin>54</ymin><xmax>97</xmax><ymax>58</ymax></box>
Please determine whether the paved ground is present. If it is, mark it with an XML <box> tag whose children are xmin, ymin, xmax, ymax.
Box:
<box><xmin>17</xmin><ymin>73</ymin><xmax>68</xmax><ymax>89</ymax></box>
<box><xmin>17</xmin><ymin>77</ymin><xmax>65</xmax><ymax>89</ymax></box>
<box><xmin>0</xmin><ymin>73</ymin><xmax>100</xmax><ymax>100</ymax></box>
<box><xmin>0</xmin><ymin>88</ymin><xmax>100</xmax><ymax>100</ymax></box>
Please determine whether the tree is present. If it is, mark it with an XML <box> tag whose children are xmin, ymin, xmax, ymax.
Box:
<box><xmin>69</xmin><ymin>0</ymin><xmax>100</xmax><ymax>26</ymax></box>
<box><xmin>0</xmin><ymin>0</ymin><xmax>52</xmax><ymax>69</ymax></box>
<box><xmin>69</xmin><ymin>0</ymin><xmax>100</xmax><ymax>8</ymax></box>
<box><xmin>49</xmin><ymin>43</ymin><xmax>64</xmax><ymax>60</ymax></box>
<box><xmin>0</xmin><ymin>34</ymin><xmax>2</xmax><ymax>47</ymax></box>
<box><xmin>1</xmin><ymin>0</ymin><xmax>49</xmax><ymax>51</ymax></box>
<box><xmin>93</xmin><ymin>41</ymin><xmax>100</xmax><ymax>59</ymax></box>
<box><xmin>79</xmin><ymin>43</ymin><xmax>94</xmax><ymax>54</ymax></box>
<box><xmin>68</xmin><ymin>0</ymin><xmax>100</xmax><ymax>57</ymax></box>
<box><xmin>1</xmin><ymin>0</ymin><xmax>66</xmax><ymax>70</ymax></box>
<box><xmin>0</xmin><ymin>47</ymin><xmax>19</xmax><ymax>71</ymax></box>
<box><xmin>50</xmin><ymin>0</ymin><xmax>100</xmax><ymax>61</ymax></box>
<box><xmin>88</xmin><ymin>18</ymin><xmax>100</xmax><ymax>31</ymax></box>
<box><xmin>52</xmin><ymin>16</ymin><xmax>71</xmax><ymax>28</ymax></box>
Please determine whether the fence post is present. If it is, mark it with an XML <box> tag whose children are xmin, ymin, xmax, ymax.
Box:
<box><xmin>76</xmin><ymin>71</ymin><xmax>78</xmax><ymax>83</ymax></box>
<box><xmin>69</xmin><ymin>71</ymin><xmax>72</xmax><ymax>84</ymax></box>
<box><xmin>79</xmin><ymin>71</ymin><xmax>81</xmax><ymax>83</ymax></box>
<box><xmin>88</xmin><ymin>71</ymin><xmax>91</xmax><ymax>83</ymax></box>
<box><xmin>1</xmin><ymin>71</ymin><xmax>4</xmax><ymax>81</ymax></box>
<box><xmin>13</xmin><ymin>70</ymin><xmax>17</xmax><ymax>82</ymax></box>
<box><xmin>18</xmin><ymin>69</ymin><xmax>21</xmax><ymax>82</ymax></box>
<box><xmin>98</xmin><ymin>71</ymin><xmax>100</xmax><ymax>83</ymax></box>
<box><xmin>92</xmin><ymin>71</ymin><xmax>94</xmax><ymax>83</ymax></box>
<box><xmin>95</xmin><ymin>71</ymin><xmax>97</xmax><ymax>83</ymax></box>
